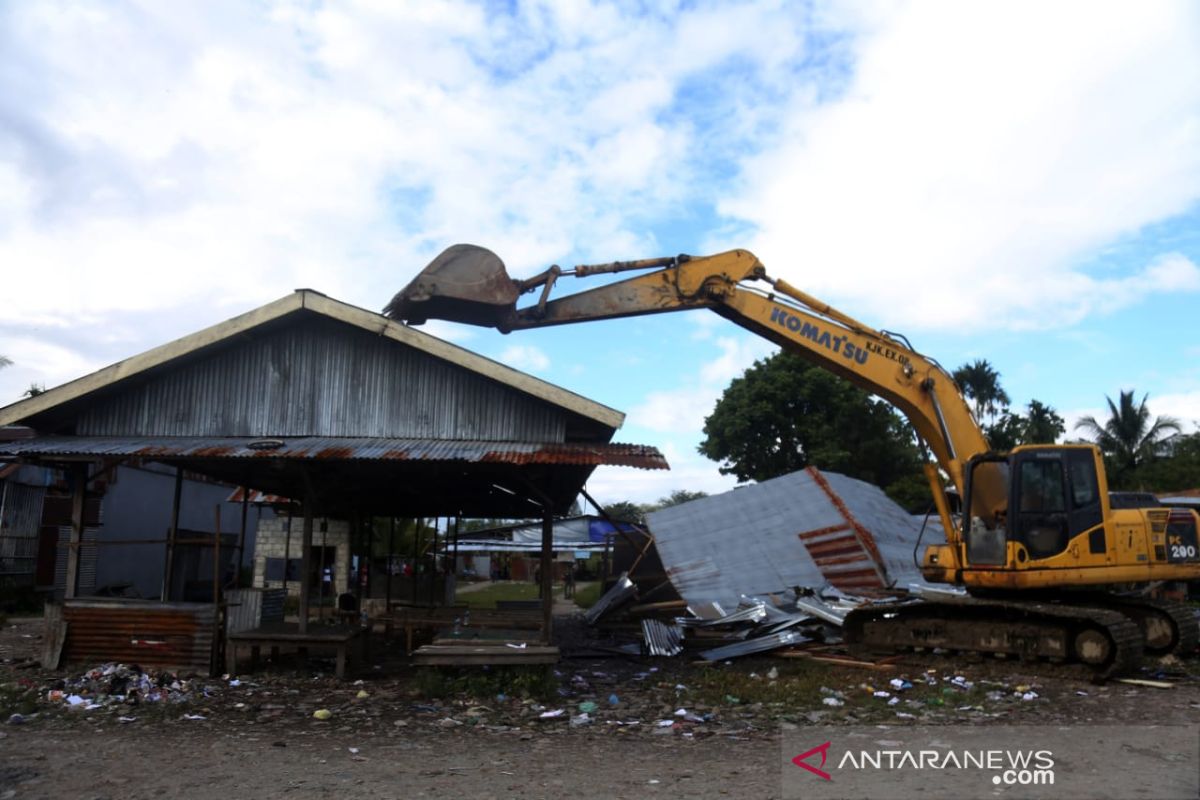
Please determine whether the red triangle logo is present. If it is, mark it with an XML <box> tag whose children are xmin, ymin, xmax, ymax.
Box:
<box><xmin>792</xmin><ymin>741</ymin><xmax>832</xmax><ymax>781</ymax></box>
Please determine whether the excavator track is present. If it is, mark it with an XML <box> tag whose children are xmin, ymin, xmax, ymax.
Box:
<box><xmin>844</xmin><ymin>598</ymin><xmax>1144</xmax><ymax>680</ymax></box>
<box><xmin>1090</xmin><ymin>596</ymin><xmax>1200</xmax><ymax>657</ymax></box>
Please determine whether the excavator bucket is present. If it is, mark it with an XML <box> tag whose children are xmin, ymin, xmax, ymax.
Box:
<box><xmin>384</xmin><ymin>244</ymin><xmax>520</xmax><ymax>327</ymax></box>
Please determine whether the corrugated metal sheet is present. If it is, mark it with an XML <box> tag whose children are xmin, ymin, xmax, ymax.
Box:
<box><xmin>641</xmin><ymin>618</ymin><xmax>684</xmax><ymax>656</ymax></box>
<box><xmin>646</xmin><ymin>466</ymin><xmax>929</xmax><ymax>611</ymax></box>
<box><xmin>0</xmin><ymin>480</ymin><xmax>45</xmax><ymax>578</ymax></box>
<box><xmin>75</xmin><ymin>318</ymin><xmax>575</xmax><ymax>440</ymax></box>
<box><xmin>225</xmin><ymin>588</ymin><xmax>287</xmax><ymax>634</ymax></box>
<box><xmin>60</xmin><ymin>598</ymin><xmax>216</xmax><ymax>674</ymax></box>
<box><xmin>54</xmin><ymin>526</ymin><xmax>99</xmax><ymax>599</ymax></box>
<box><xmin>584</xmin><ymin>573</ymin><xmax>637</xmax><ymax>624</ymax></box>
<box><xmin>1</xmin><ymin>435</ymin><xmax>667</xmax><ymax>469</ymax></box>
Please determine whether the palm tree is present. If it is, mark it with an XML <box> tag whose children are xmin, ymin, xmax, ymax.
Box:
<box><xmin>0</xmin><ymin>355</ymin><xmax>11</xmax><ymax>369</ymax></box>
<box><xmin>952</xmin><ymin>359</ymin><xmax>1011</xmax><ymax>425</ymax></box>
<box><xmin>1022</xmin><ymin>399</ymin><xmax>1065</xmax><ymax>444</ymax></box>
<box><xmin>1074</xmin><ymin>391</ymin><xmax>1180</xmax><ymax>486</ymax></box>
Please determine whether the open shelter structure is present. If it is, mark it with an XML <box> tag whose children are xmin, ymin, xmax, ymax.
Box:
<box><xmin>0</xmin><ymin>289</ymin><xmax>665</xmax><ymax>671</ymax></box>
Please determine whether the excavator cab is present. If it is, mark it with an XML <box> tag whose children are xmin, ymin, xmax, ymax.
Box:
<box><xmin>959</xmin><ymin>446</ymin><xmax>1105</xmax><ymax>572</ymax></box>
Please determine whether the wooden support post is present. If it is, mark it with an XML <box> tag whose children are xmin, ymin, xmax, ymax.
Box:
<box><xmin>540</xmin><ymin>510</ymin><xmax>553</xmax><ymax>644</ymax></box>
<box><xmin>281</xmin><ymin>504</ymin><xmax>293</xmax><ymax>593</ymax></box>
<box><xmin>299</xmin><ymin>493</ymin><xmax>314</xmax><ymax>635</ymax></box>
<box><xmin>161</xmin><ymin>466</ymin><xmax>183</xmax><ymax>601</ymax></box>
<box><xmin>64</xmin><ymin>464</ymin><xmax>87</xmax><ymax>600</ymax></box>
<box><xmin>429</xmin><ymin>519</ymin><xmax>439</xmax><ymax>606</ymax></box>
<box><xmin>412</xmin><ymin>518</ymin><xmax>421</xmax><ymax>605</ymax></box>
<box><xmin>236</xmin><ymin>485</ymin><xmax>249</xmax><ymax>589</ymax></box>
<box><xmin>318</xmin><ymin>516</ymin><xmax>328</xmax><ymax>621</ymax></box>
<box><xmin>213</xmin><ymin>504</ymin><xmax>221</xmax><ymax>606</ymax></box>
<box><xmin>386</xmin><ymin>517</ymin><xmax>394</xmax><ymax>609</ymax></box>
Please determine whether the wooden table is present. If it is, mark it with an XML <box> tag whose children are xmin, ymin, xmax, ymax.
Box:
<box><xmin>226</xmin><ymin>622</ymin><xmax>367</xmax><ymax>679</ymax></box>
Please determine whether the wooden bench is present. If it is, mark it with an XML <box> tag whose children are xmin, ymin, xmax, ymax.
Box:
<box><xmin>226</xmin><ymin>622</ymin><xmax>367</xmax><ymax>679</ymax></box>
<box><xmin>387</xmin><ymin>605</ymin><xmax>543</xmax><ymax>654</ymax></box>
<box><xmin>411</xmin><ymin>643</ymin><xmax>560</xmax><ymax>666</ymax></box>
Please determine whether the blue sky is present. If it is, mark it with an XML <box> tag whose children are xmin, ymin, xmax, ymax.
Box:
<box><xmin>2</xmin><ymin>1</ymin><xmax>1198</xmax><ymax>504</ymax></box>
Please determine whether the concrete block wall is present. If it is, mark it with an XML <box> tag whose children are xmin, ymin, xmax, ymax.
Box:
<box><xmin>252</xmin><ymin>516</ymin><xmax>350</xmax><ymax>597</ymax></box>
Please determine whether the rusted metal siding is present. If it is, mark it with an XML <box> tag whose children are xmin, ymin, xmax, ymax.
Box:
<box><xmin>76</xmin><ymin>317</ymin><xmax>570</xmax><ymax>441</ymax></box>
<box><xmin>0</xmin><ymin>480</ymin><xmax>45</xmax><ymax>581</ymax></box>
<box><xmin>60</xmin><ymin>599</ymin><xmax>216</xmax><ymax>674</ymax></box>
<box><xmin>2</xmin><ymin>436</ymin><xmax>668</xmax><ymax>470</ymax></box>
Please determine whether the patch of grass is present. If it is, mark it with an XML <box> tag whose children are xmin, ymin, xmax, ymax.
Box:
<box><xmin>572</xmin><ymin>581</ymin><xmax>602</xmax><ymax>609</ymax></box>
<box><xmin>413</xmin><ymin>665</ymin><xmax>558</xmax><ymax>702</ymax></box>
<box><xmin>461</xmin><ymin>581</ymin><xmax>542</xmax><ymax>609</ymax></box>
<box><xmin>690</xmin><ymin>660</ymin><xmax>835</xmax><ymax>708</ymax></box>
<box><xmin>0</xmin><ymin>682</ymin><xmax>39</xmax><ymax>717</ymax></box>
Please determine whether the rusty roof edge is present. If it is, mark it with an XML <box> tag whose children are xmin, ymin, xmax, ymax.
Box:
<box><xmin>0</xmin><ymin>293</ymin><xmax>306</xmax><ymax>427</ymax></box>
<box><xmin>299</xmin><ymin>291</ymin><xmax>626</xmax><ymax>431</ymax></box>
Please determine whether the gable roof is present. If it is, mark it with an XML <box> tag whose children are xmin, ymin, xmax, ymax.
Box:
<box><xmin>0</xmin><ymin>290</ymin><xmax>623</xmax><ymax>431</ymax></box>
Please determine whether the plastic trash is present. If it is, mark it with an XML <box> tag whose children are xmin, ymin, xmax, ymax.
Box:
<box><xmin>313</xmin><ymin>709</ymin><xmax>332</xmax><ymax>720</ymax></box>
<box><xmin>578</xmin><ymin>701</ymin><xmax>598</xmax><ymax>714</ymax></box>
<box><xmin>355</xmin><ymin>690</ymin><xmax>369</xmax><ymax>700</ymax></box>
<box><xmin>822</xmin><ymin>697</ymin><xmax>844</xmax><ymax>707</ymax></box>
<box><xmin>608</xmin><ymin>694</ymin><xmax>619</xmax><ymax>706</ymax></box>
<box><xmin>889</xmin><ymin>678</ymin><xmax>913</xmax><ymax>691</ymax></box>
<box><xmin>538</xmin><ymin>709</ymin><xmax>565</xmax><ymax>719</ymax></box>
<box><xmin>569</xmin><ymin>713</ymin><xmax>592</xmax><ymax>727</ymax></box>
<box><xmin>496</xmin><ymin>693</ymin><xmax>508</xmax><ymax>703</ymax></box>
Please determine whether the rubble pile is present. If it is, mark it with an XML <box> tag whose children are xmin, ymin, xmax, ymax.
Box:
<box><xmin>41</xmin><ymin>663</ymin><xmax>208</xmax><ymax>709</ymax></box>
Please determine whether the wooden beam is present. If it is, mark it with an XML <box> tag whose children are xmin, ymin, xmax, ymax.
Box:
<box><xmin>64</xmin><ymin>464</ymin><xmax>87</xmax><ymax>600</ymax></box>
<box><xmin>540</xmin><ymin>511</ymin><xmax>553</xmax><ymax>644</ymax></box>
<box><xmin>299</xmin><ymin>492</ymin><xmax>314</xmax><ymax>634</ymax></box>
<box><xmin>160</xmin><ymin>466</ymin><xmax>183</xmax><ymax>601</ymax></box>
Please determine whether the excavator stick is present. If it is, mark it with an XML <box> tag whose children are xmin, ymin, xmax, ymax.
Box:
<box><xmin>385</xmin><ymin>244</ymin><xmax>521</xmax><ymax>327</ymax></box>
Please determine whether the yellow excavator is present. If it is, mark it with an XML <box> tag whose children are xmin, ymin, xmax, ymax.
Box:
<box><xmin>387</xmin><ymin>244</ymin><xmax>1200</xmax><ymax>676</ymax></box>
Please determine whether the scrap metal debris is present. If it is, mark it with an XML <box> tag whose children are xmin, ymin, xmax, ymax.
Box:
<box><xmin>584</xmin><ymin>573</ymin><xmax>637</xmax><ymax>625</ymax></box>
<box><xmin>641</xmin><ymin>619</ymin><xmax>684</xmax><ymax>657</ymax></box>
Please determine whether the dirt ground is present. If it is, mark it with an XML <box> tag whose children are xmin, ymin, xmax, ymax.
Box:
<box><xmin>3</xmin><ymin>613</ymin><xmax>1200</xmax><ymax>800</ymax></box>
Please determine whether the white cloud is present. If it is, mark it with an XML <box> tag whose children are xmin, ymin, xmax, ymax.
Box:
<box><xmin>725</xmin><ymin>0</ymin><xmax>1200</xmax><ymax>332</ymax></box>
<box><xmin>584</xmin><ymin>442</ymin><xmax>743</xmax><ymax>506</ymax></box>
<box><xmin>629</xmin><ymin>334</ymin><xmax>776</xmax><ymax>433</ymax></box>
<box><xmin>498</xmin><ymin>344</ymin><xmax>550</xmax><ymax>372</ymax></box>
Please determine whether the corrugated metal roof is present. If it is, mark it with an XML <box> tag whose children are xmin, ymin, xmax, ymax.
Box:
<box><xmin>646</xmin><ymin>466</ymin><xmax>930</xmax><ymax>610</ymax></box>
<box><xmin>0</xmin><ymin>435</ymin><xmax>668</xmax><ymax>470</ymax></box>
<box><xmin>0</xmin><ymin>290</ymin><xmax>624</xmax><ymax>431</ymax></box>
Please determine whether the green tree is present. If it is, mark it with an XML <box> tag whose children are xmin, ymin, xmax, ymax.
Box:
<box><xmin>698</xmin><ymin>352</ymin><xmax>924</xmax><ymax>509</ymax></box>
<box><xmin>952</xmin><ymin>359</ymin><xmax>1011</xmax><ymax>426</ymax></box>
<box><xmin>1136</xmin><ymin>432</ymin><xmax>1200</xmax><ymax>493</ymax></box>
<box><xmin>1074</xmin><ymin>391</ymin><xmax>1181</xmax><ymax>488</ymax></box>
<box><xmin>986</xmin><ymin>400</ymin><xmax>1066</xmax><ymax>449</ymax></box>
<box><xmin>600</xmin><ymin>500</ymin><xmax>648</xmax><ymax>525</ymax></box>
<box><xmin>1021</xmin><ymin>399</ymin><xmax>1065</xmax><ymax>444</ymax></box>
<box><xmin>655</xmin><ymin>489</ymin><xmax>708</xmax><ymax>508</ymax></box>
<box><xmin>23</xmin><ymin>383</ymin><xmax>45</xmax><ymax>398</ymax></box>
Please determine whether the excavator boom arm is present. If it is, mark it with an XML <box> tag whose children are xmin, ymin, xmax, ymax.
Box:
<box><xmin>388</xmin><ymin>245</ymin><xmax>1000</xmax><ymax>548</ymax></box>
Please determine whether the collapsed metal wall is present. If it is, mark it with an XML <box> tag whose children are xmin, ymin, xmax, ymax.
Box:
<box><xmin>645</xmin><ymin>467</ymin><xmax>930</xmax><ymax>610</ymax></box>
